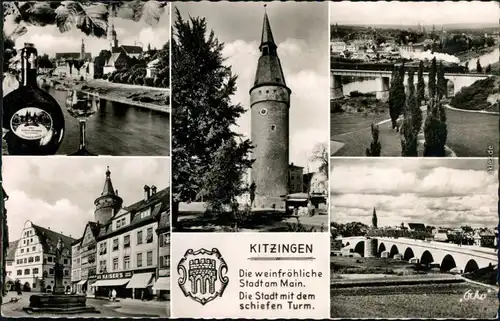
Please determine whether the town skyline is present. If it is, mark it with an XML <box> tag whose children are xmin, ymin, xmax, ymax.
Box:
<box><xmin>3</xmin><ymin>157</ymin><xmax>170</xmax><ymax>242</ymax></box>
<box><xmin>329</xmin><ymin>1</ymin><xmax>499</xmax><ymax>26</ymax></box>
<box><xmin>3</xmin><ymin>2</ymin><xmax>170</xmax><ymax>58</ymax></box>
<box><xmin>330</xmin><ymin>159</ymin><xmax>497</xmax><ymax>229</ymax></box>
<box><xmin>174</xmin><ymin>1</ymin><xmax>329</xmax><ymax>172</ymax></box>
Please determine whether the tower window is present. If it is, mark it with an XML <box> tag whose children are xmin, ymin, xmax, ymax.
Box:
<box><xmin>263</xmin><ymin>47</ymin><xmax>269</xmax><ymax>55</ymax></box>
<box><xmin>271</xmin><ymin>125</ymin><xmax>276</xmax><ymax>130</ymax></box>
<box><xmin>259</xmin><ymin>108</ymin><xmax>268</xmax><ymax>116</ymax></box>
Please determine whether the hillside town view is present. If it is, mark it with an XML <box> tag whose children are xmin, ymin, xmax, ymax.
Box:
<box><xmin>330</xmin><ymin>1</ymin><xmax>499</xmax><ymax>158</ymax></box>
<box><xmin>329</xmin><ymin>158</ymin><xmax>498</xmax><ymax>318</ymax></box>
<box><xmin>1</xmin><ymin>158</ymin><xmax>170</xmax><ymax>317</ymax></box>
<box><xmin>3</xmin><ymin>1</ymin><xmax>171</xmax><ymax>156</ymax></box>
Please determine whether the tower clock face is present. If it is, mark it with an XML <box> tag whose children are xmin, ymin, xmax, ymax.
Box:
<box><xmin>259</xmin><ymin>108</ymin><xmax>268</xmax><ymax>116</ymax></box>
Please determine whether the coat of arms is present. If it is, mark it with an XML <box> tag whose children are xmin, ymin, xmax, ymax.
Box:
<box><xmin>177</xmin><ymin>248</ymin><xmax>229</xmax><ymax>305</ymax></box>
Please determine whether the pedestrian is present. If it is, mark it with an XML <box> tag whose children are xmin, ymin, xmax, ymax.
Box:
<box><xmin>111</xmin><ymin>288</ymin><xmax>117</xmax><ymax>301</ymax></box>
<box><xmin>108</xmin><ymin>289</ymin><xmax>111</xmax><ymax>300</ymax></box>
<box><xmin>141</xmin><ymin>289</ymin><xmax>144</xmax><ymax>301</ymax></box>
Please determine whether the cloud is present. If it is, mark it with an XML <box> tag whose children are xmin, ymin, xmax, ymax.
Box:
<box><xmin>330</xmin><ymin>159</ymin><xmax>497</xmax><ymax>228</ymax></box>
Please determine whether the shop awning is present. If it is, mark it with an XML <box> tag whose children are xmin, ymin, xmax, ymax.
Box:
<box><xmin>77</xmin><ymin>280</ymin><xmax>87</xmax><ymax>286</ymax></box>
<box><xmin>92</xmin><ymin>278</ymin><xmax>130</xmax><ymax>287</ymax></box>
<box><xmin>152</xmin><ymin>277</ymin><xmax>170</xmax><ymax>291</ymax></box>
<box><xmin>126</xmin><ymin>273</ymin><xmax>154</xmax><ymax>289</ymax></box>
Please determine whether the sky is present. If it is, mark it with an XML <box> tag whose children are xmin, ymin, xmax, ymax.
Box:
<box><xmin>330</xmin><ymin>159</ymin><xmax>498</xmax><ymax>229</ymax></box>
<box><xmin>330</xmin><ymin>1</ymin><xmax>500</xmax><ymax>25</ymax></box>
<box><xmin>3</xmin><ymin>157</ymin><xmax>170</xmax><ymax>242</ymax></box>
<box><xmin>3</xmin><ymin>2</ymin><xmax>171</xmax><ymax>57</ymax></box>
<box><xmin>174</xmin><ymin>1</ymin><xmax>329</xmax><ymax>172</ymax></box>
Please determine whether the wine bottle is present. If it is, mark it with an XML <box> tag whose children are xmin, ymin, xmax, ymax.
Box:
<box><xmin>2</xmin><ymin>43</ymin><xmax>65</xmax><ymax>155</ymax></box>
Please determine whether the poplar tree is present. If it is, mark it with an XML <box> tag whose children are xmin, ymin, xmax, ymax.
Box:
<box><xmin>428</xmin><ymin>57</ymin><xmax>437</xmax><ymax>99</ymax></box>
<box><xmin>417</xmin><ymin>60</ymin><xmax>426</xmax><ymax>105</ymax></box>
<box><xmin>436</xmin><ymin>61</ymin><xmax>447</xmax><ymax>100</ymax></box>
<box><xmin>423</xmin><ymin>98</ymin><xmax>447</xmax><ymax>156</ymax></box>
<box><xmin>401</xmin><ymin>70</ymin><xmax>419</xmax><ymax>157</ymax></box>
<box><xmin>389</xmin><ymin>66</ymin><xmax>405</xmax><ymax>129</ymax></box>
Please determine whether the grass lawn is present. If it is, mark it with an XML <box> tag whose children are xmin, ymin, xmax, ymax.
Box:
<box><xmin>445</xmin><ymin>108</ymin><xmax>499</xmax><ymax>157</ymax></box>
<box><xmin>330</xmin><ymin>283</ymin><xmax>497</xmax><ymax>318</ymax></box>
<box><xmin>331</xmin><ymin>106</ymin><xmax>499</xmax><ymax>157</ymax></box>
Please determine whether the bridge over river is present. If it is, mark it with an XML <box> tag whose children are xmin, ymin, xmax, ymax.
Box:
<box><xmin>339</xmin><ymin>236</ymin><xmax>497</xmax><ymax>273</ymax></box>
<box><xmin>331</xmin><ymin>63</ymin><xmax>489</xmax><ymax>100</ymax></box>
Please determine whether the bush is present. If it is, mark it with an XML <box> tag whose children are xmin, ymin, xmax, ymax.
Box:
<box><xmin>102</xmin><ymin>73</ymin><xmax>108</xmax><ymax>80</ymax></box>
<box><xmin>162</xmin><ymin>77</ymin><xmax>169</xmax><ymax>88</ymax></box>
<box><xmin>127</xmin><ymin>74</ymin><xmax>135</xmax><ymax>84</ymax></box>
<box><xmin>144</xmin><ymin>77</ymin><xmax>154</xmax><ymax>87</ymax></box>
<box><xmin>153</xmin><ymin>76</ymin><xmax>161</xmax><ymax>87</ymax></box>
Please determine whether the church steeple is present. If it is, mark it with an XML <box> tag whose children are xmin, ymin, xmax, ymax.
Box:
<box><xmin>251</xmin><ymin>6</ymin><xmax>289</xmax><ymax>92</ymax></box>
<box><xmin>80</xmin><ymin>38</ymin><xmax>85</xmax><ymax>60</ymax></box>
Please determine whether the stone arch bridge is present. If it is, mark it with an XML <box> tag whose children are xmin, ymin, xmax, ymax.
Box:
<box><xmin>341</xmin><ymin>236</ymin><xmax>497</xmax><ymax>273</ymax></box>
<box><xmin>331</xmin><ymin>69</ymin><xmax>489</xmax><ymax>101</ymax></box>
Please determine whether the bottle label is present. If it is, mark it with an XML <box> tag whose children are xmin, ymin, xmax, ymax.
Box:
<box><xmin>10</xmin><ymin>107</ymin><xmax>53</xmax><ymax>140</ymax></box>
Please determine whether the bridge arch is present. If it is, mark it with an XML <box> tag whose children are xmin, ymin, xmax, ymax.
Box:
<box><xmin>403</xmin><ymin>247</ymin><xmax>415</xmax><ymax>261</ymax></box>
<box><xmin>378</xmin><ymin>243</ymin><xmax>386</xmax><ymax>256</ymax></box>
<box><xmin>440</xmin><ymin>254</ymin><xmax>457</xmax><ymax>272</ymax></box>
<box><xmin>389</xmin><ymin>245</ymin><xmax>399</xmax><ymax>258</ymax></box>
<box><xmin>420</xmin><ymin>250</ymin><xmax>434</xmax><ymax>266</ymax></box>
<box><xmin>464</xmin><ymin>259</ymin><xmax>479</xmax><ymax>273</ymax></box>
<box><xmin>354</xmin><ymin>241</ymin><xmax>365</xmax><ymax>257</ymax></box>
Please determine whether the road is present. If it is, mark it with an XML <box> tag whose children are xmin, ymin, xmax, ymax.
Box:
<box><xmin>1</xmin><ymin>292</ymin><xmax>170</xmax><ymax>318</ymax></box>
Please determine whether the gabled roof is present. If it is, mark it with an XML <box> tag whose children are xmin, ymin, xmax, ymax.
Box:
<box><xmin>157</xmin><ymin>208</ymin><xmax>170</xmax><ymax>232</ymax></box>
<box><xmin>32</xmin><ymin>224</ymin><xmax>76</xmax><ymax>255</ymax></box>
<box><xmin>120</xmin><ymin>45</ymin><xmax>143</xmax><ymax>54</ymax></box>
<box><xmin>6</xmin><ymin>239</ymin><xmax>19</xmax><ymax>261</ymax></box>
<box><xmin>106</xmin><ymin>52</ymin><xmax>126</xmax><ymax>66</ymax></box>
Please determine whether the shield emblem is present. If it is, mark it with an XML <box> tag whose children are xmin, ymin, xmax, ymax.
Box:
<box><xmin>177</xmin><ymin>248</ymin><xmax>229</xmax><ymax>305</ymax></box>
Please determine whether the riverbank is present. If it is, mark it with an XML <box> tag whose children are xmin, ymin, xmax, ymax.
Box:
<box><xmin>39</xmin><ymin>76</ymin><xmax>170</xmax><ymax>114</ymax></box>
<box><xmin>456</xmin><ymin>45</ymin><xmax>498</xmax><ymax>62</ymax></box>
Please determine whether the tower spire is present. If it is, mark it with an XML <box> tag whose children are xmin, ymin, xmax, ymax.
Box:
<box><xmin>260</xmin><ymin>6</ymin><xmax>276</xmax><ymax>54</ymax></box>
<box><xmin>251</xmin><ymin>8</ymin><xmax>289</xmax><ymax>90</ymax></box>
<box><xmin>101</xmin><ymin>166</ymin><xmax>116</xmax><ymax>196</ymax></box>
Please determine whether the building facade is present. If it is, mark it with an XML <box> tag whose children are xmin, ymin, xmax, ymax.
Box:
<box><xmin>154</xmin><ymin>210</ymin><xmax>170</xmax><ymax>300</ymax></box>
<box><xmin>9</xmin><ymin>221</ymin><xmax>74</xmax><ymax>293</ymax></box>
<box><xmin>250</xmin><ymin>11</ymin><xmax>291</xmax><ymax>210</ymax></box>
<box><xmin>70</xmin><ymin>167</ymin><xmax>170</xmax><ymax>301</ymax></box>
<box><xmin>70</xmin><ymin>239</ymin><xmax>82</xmax><ymax>293</ymax></box>
<box><xmin>289</xmin><ymin>164</ymin><xmax>304</xmax><ymax>194</ymax></box>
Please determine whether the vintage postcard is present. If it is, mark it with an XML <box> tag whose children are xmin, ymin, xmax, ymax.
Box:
<box><xmin>330</xmin><ymin>158</ymin><xmax>498</xmax><ymax>318</ymax></box>
<box><xmin>330</xmin><ymin>1</ymin><xmax>499</xmax><ymax>158</ymax></box>
<box><xmin>1</xmin><ymin>157</ymin><xmax>170</xmax><ymax>317</ymax></box>
<box><xmin>171</xmin><ymin>1</ymin><xmax>330</xmax><ymax>233</ymax></box>
<box><xmin>170</xmin><ymin>232</ymin><xmax>330</xmax><ymax>318</ymax></box>
<box><xmin>2</xmin><ymin>1</ymin><xmax>171</xmax><ymax>156</ymax></box>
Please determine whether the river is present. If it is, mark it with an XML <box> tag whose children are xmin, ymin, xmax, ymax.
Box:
<box><xmin>465</xmin><ymin>47</ymin><xmax>499</xmax><ymax>71</ymax></box>
<box><xmin>47</xmin><ymin>87</ymin><xmax>170</xmax><ymax>156</ymax></box>
<box><xmin>341</xmin><ymin>48</ymin><xmax>500</xmax><ymax>96</ymax></box>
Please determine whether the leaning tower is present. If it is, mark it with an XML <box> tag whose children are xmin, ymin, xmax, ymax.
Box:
<box><xmin>249</xmin><ymin>9</ymin><xmax>291</xmax><ymax>210</ymax></box>
<box><xmin>94</xmin><ymin>166</ymin><xmax>123</xmax><ymax>225</ymax></box>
